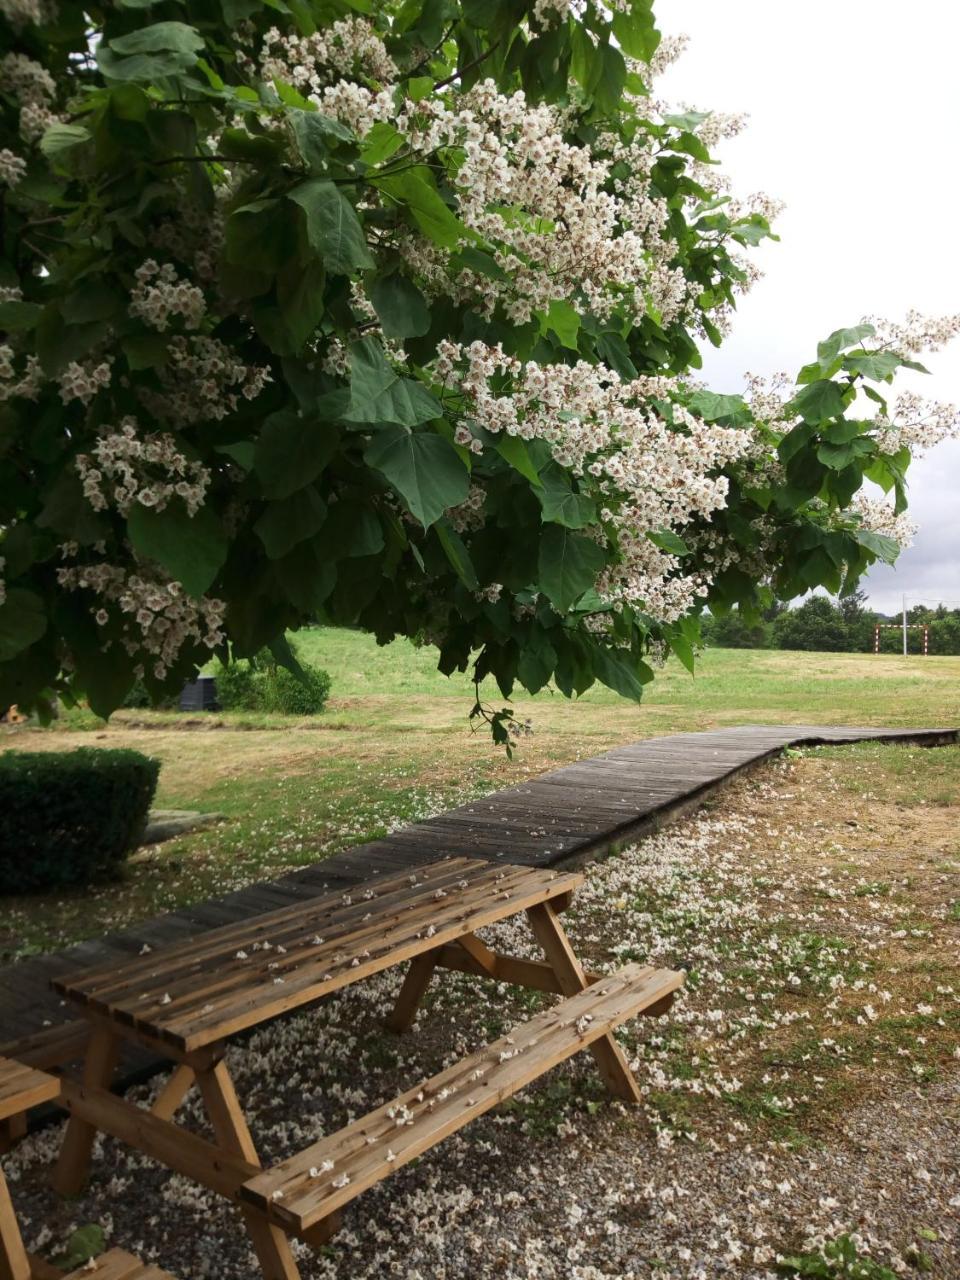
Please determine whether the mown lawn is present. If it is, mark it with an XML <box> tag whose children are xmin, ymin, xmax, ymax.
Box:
<box><xmin>2</xmin><ymin>634</ymin><xmax>958</xmax><ymax>959</ymax></box>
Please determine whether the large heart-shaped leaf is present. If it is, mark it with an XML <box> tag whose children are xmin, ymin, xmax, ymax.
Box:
<box><xmin>0</xmin><ymin>589</ymin><xmax>47</xmax><ymax>662</ymax></box>
<box><xmin>344</xmin><ymin>338</ymin><xmax>442</xmax><ymax>427</ymax></box>
<box><xmin>127</xmin><ymin>502</ymin><xmax>228</xmax><ymax>598</ymax></box>
<box><xmin>254</xmin><ymin>409</ymin><xmax>339</xmax><ymax>499</ymax></box>
<box><xmin>365</xmin><ymin>426</ymin><xmax>470</xmax><ymax>528</ymax></box>
<box><xmin>254</xmin><ymin>488</ymin><xmax>327</xmax><ymax>559</ymax></box>
<box><xmin>537</xmin><ymin>525</ymin><xmax>606</xmax><ymax>613</ymax></box>
<box><xmin>288</xmin><ymin>179</ymin><xmax>373</xmax><ymax>275</ymax></box>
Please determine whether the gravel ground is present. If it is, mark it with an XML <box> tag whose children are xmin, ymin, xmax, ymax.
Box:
<box><xmin>5</xmin><ymin>754</ymin><xmax>959</xmax><ymax>1278</ymax></box>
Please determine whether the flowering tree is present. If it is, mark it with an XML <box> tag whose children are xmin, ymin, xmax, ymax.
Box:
<box><xmin>1</xmin><ymin>0</ymin><xmax>958</xmax><ymax>738</ymax></box>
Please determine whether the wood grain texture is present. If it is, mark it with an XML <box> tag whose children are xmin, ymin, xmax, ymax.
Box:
<box><xmin>55</xmin><ymin>862</ymin><xmax>581</xmax><ymax>1053</ymax></box>
<box><xmin>241</xmin><ymin>962</ymin><xmax>683</xmax><ymax>1233</ymax></box>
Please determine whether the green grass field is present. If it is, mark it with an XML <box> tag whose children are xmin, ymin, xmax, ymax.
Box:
<box><xmin>2</xmin><ymin>636</ymin><xmax>958</xmax><ymax>958</ymax></box>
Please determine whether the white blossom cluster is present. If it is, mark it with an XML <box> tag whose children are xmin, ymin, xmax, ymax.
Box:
<box><xmin>137</xmin><ymin>334</ymin><xmax>272</xmax><ymax>427</ymax></box>
<box><xmin>848</xmin><ymin>493</ymin><xmax>917</xmax><ymax>547</ymax></box>
<box><xmin>260</xmin><ymin>18</ymin><xmax>746</xmax><ymax>332</ymax></box>
<box><xmin>56</xmin><ymin>554</ymin><xmax>225</xmax><ymax>680</ymax></box>
<box><xmin>0</xmin><ymin>146</ymin><xmax>27</xmax><ymax>187</ymax></box>
<box><xmin>260</xmin><ymin>17</ymin><xmax>397</xmax><ymax>92</ymax></box>
<box><xmin>75</xmin><ymin>417</ymin><xmax>211</xmax><ymax>517</ymax></box>
<box><xmin>0</xmin><ymin>0</ymin><xmax>57</xmax><ymax>24</ymax></box>
<box><xmin>435</xmin><ymin>339</ymin><xmax>751</xmax><ymax>621</ymax></box>
<box><xmin>129</xmin><ymin>260</ymin><xmax>207</xmax><ymax>332</ymax></box>
<box><xmin>57</xmin><ymin>357</ymin><xmax>113</xmax><ymax>407</ymax></box>
<box><xmin>446</xmin><ymin>484</ymin><xmax>487</xmax><ymax>534</ymax></box>
<box><xmin>872</xmin><ymin>389</ymin><xmax>960</xmax><ymax>458</ymax></box>
<box><xmin>862</xmin><ymin>309</ymin><xmax>960</xmax><ymax>355</ymax></box>
<box><xmin>1</xmin><ymin>51</ymin><xmax>58</xmax><ymax>143</ymax></box>
<box><xmin>0</xmin><ymin>345</ymin><xmax>44</xmax><ymax>400</ymax></box>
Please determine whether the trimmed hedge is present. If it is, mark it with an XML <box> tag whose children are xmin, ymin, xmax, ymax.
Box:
<box><xmin>0</xmin><ymin>748</ymin><xmax>160</xmax><ymax>893</ymax></box>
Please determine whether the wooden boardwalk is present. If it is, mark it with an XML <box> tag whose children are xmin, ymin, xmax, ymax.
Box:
<box><xmin>2</xmin><ymin>722</ymin><xmax>955</xmax><ymax>1084</ymax></box>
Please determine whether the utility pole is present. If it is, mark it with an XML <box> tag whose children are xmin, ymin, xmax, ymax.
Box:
<box><xmin>902</xmin><ymin>593</ymin><xmax>908</xmax><ymax>656</ymax></box>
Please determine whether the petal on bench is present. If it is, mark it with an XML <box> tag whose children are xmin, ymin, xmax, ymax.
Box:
<box><xmin>240</xmin><ymin>962</ymin><xmax>683</xmax><ymax>1235</ymax></box>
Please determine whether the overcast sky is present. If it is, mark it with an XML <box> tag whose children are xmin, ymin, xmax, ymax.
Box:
<box><xmin>658</xmin><ymin>0</ymin><xmax>960</xmax><ymax>616</ymax></box>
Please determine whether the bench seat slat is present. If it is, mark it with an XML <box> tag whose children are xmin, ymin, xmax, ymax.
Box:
<box><xmin>0</xmin><ymin>1056</ymin><xmax>59</xmax><ymax>1122</ymax></box>
<box><xmin>59</xmin><ymin>1248</ymin><xmax>177</xmax><ymax>1280</ymax></box>
<box><xmin>241</xmin><ymin>962</ymin><xmax>683</xmax><ymax>1232</ymax></box>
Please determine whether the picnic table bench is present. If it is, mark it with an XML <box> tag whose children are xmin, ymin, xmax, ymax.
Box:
<box><xmin>0</xmin><ymin>1057</ymin><xmax>177</xmax><ymax>1280</ymax></box>
<box><xmin>50</xmin><ymin>856</ymin><xmax>682</xmax><ymax>1280</ymax></box>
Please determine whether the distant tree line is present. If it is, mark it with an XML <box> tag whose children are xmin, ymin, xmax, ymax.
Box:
<box><xmin>702</xmin><ymin>594</ymin><xmax>960</xmax><ymax>654</ymax></box>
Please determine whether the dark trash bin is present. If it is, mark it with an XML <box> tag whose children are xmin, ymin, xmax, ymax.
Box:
<box><xmin>179</xmin><ymin>675</ymin><xmax>219</xmax><ymax>711</ymax></box>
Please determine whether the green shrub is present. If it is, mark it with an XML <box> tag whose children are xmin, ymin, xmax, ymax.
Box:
<box><xmin>214</xmin><ymin>643</ymin><xmax>331</xmax><ymax>715</ymax></box>
<box><xmin>0</xmin><ymin>748</ymin><xmax>160</xmax><ymax>893</ymax></box>
<box><xmin>266</xmin><ymin>664</ymin><xmax>331</xmax><ymax>715</ymax></box>
<box><xmin>213</xmin><ymin>661</ymin><xmax>264</xmax><ymax>711</ymax></box>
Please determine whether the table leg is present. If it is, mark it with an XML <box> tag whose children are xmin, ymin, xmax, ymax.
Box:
<box><xmin>196</xmin><ymin>1059</ymin><xmax>301</xmax><ymax>1280</ymax></box>
<box><xmin>0</xmin><ymin>1115</ymin><xmax>26</xmax><ymax>1158</ymax></box>
<box><xmin>150</xmin><ymin>1064</ymin><xmax>196</xmax><ymax>1122</ymax></box>
<box><xmin>385</xmin><ymin>950</ymin><xmax>441</xmax><ymax>1033</ymax></box>
<box><xmin>52</xmin><ymin>1026</ymin><xmax>120</xmax><ymax>1195</ymax></box>
<box><xmin>526</xmin><ymin>902</ymin><xmax>642</xmax><ymax>1104</ymax></box>
<box><xmin>0</xmin><ymin>1168</ymin><xmax>30</xmax><ymax>1280</ymax></box>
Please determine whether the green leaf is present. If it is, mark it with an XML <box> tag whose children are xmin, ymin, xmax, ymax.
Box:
<box><xmin>816</xmin><ymin>323</ymin><xmax>875</xmax><ymax>366</ymax></box>
<box><xmin>344</xmin><ymin>337</ymin><xmax>442</xmax><ymax>426</ymax></box>
<box><xmin>436</xmin><ymin>522</ymin><xmax>479</xmax><ymax>589</ymax></box>
<box><xmin>0</xmin><ymin>301</ymin><xmax>43</xmax><ymax>331</ymax></box>
<box><xmin>109</xmin><ymin>21</ymin><xmax>204</xmax><ymax>54</ymax></box>
<box><xmin>99</xmin><ymin>21</ymin><xmax>203</xmax><ymax>78</ymax></box>
<box><xmin>254</xmin><ymin>488</ymin><xmax>327</xmax><ymax>558</ymax></box>
<box><xmin>450</xmin><ymin>246</ymin><xmax>510</xmax><ymax>283</ymax></box>
<box><xmin>854</xmin><ymin>529</ymin><xmax>900</xmax><ymax>564</ymax></box>
<box><xmin>322</xmin><ymin>501</ymin><xmax>384</xmax><ymax>557</ymax></box>
<box><xmin>374</xmin><ymin>167</ymin><xmax>469</xmax><ymax>249</ymax></box>
<box><xmin>37</xmin><ymin>472</ymin><xmax>108</xmax><ymax>545</ymax></box>
<box><xmin>288</xmin><ymin>180</ymin><xmax>374</xmax><ymax>275</ymax></box>
<box><xmin>270</xmin><ymin>258</ymin><xmax>326</xmax><ymax>353</ymax></box>
<box><xmin>816</xmin><ymin>437</ymin><xmax>873</xmax><ymax>470</ymax></box>
<box><xmin>122</xmin><ymin>332</ymin><xmax>169</xmax><ymax>370</ymax></box>
<box><xmin>843</xmin><ymin>351</ymin><xmax>900</xmax><ymax>381</ymax></box>
<box><xmin>127</xmin><ymin>502</ymin><xmax>228</xmax><ymax>598</ymax></box>
<box><xmin>589</xmin><ymin>643</ymin><xmax>652</xmax><ymax>702</ymax></box>
<box><xmin>365</xmin><ymin>425</ymin><xmax>470</xmax><ymax>528</ymax></box>
<box><xmin>275</xmin><ymin>541</ymin><xmax>336</xmax><ymax>613</ymax></box>
<box><xmin>537</xmin><ymin>464</ymin><xmax>596</xmax><ymax>528</ymax></box>
<box><xmin>537</xmin><ymin>525</ymin><xmax>606</xmax><ymax>613</ymax></box>
<box><xmin>39</xmin><ymin>123</ymin><xmax>90</xmax><ymax>168</ymax></box>
<box><xmin>407</xmin><ymin>75</ymin><xmax>434</xmax><ymax>100</ymax></box>
<box><xmin>539</xmin><ymin>299</ymin><xmax>581</xmax><ymax>351</ymax></box>
<box><xmin>54</xmin><ymin>1226</ymin><xmax>107</xmax><ymax>1272</ymax></box>
<box><xmin>254</xmin><ymin>408</ymin><xmax>338</xmax><ymax>499</ymax></box>
<box><xmin>688</xmin><ymin>389</ymin><xmax>752</xmax><ymax>425</ymax></box>
<box><xmin>0</xmin><ymin>589</ymin><xmax>47</xmax><ymax>661</ymax></box>
<box><xmin>611</xmin><ymin>0</ymin><xmax>660</xmax><ymax>61</ymax></box>
<box><xmin>369</xmin><ymin>272</ymin><xmax>431</xmax><ymax>339</ymax></box>
<box><xmin>360</xmin><ymin>121</ymin><xmax>404</xmax><ymax>167</ymax></box>
<box><xmin>595</xmin><ymin>332</ymin><xmax>638</xmax><ymax>380</ymax></box>
<box><xmin>290</xmin><ymin>109</ymin><xmax>353</xmax><ymax>172</ymax></box>
<box><xmin>646</xmin><ymin>528</ymin><xmax>690</xmax><ymax>556</ymax></box>
<box><xmin>494</xmin><ymin>434</ymin><xmax>541</xmax><ymax>486</ymax></box>
<box><xmin>791</xmin><ymin>379</ymin><xmax>846</xmax><ymax>424</ymax></box>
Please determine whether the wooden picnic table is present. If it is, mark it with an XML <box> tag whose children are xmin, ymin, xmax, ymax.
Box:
<box><xmin>51</xmin><ymin>856</ymin><xmax>682</xmax><ymax>1280</ymax></box>
<box><xmin>0</xmin><ymin>1056</ymin><xmax>177</xmax><ymax>1280</ymax></box>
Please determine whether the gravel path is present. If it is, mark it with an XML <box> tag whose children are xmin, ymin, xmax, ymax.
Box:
<box><xmin>5</xmin><ymin>752</ymin><xmax>959</xmax><ymax>1278</ymax></box>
